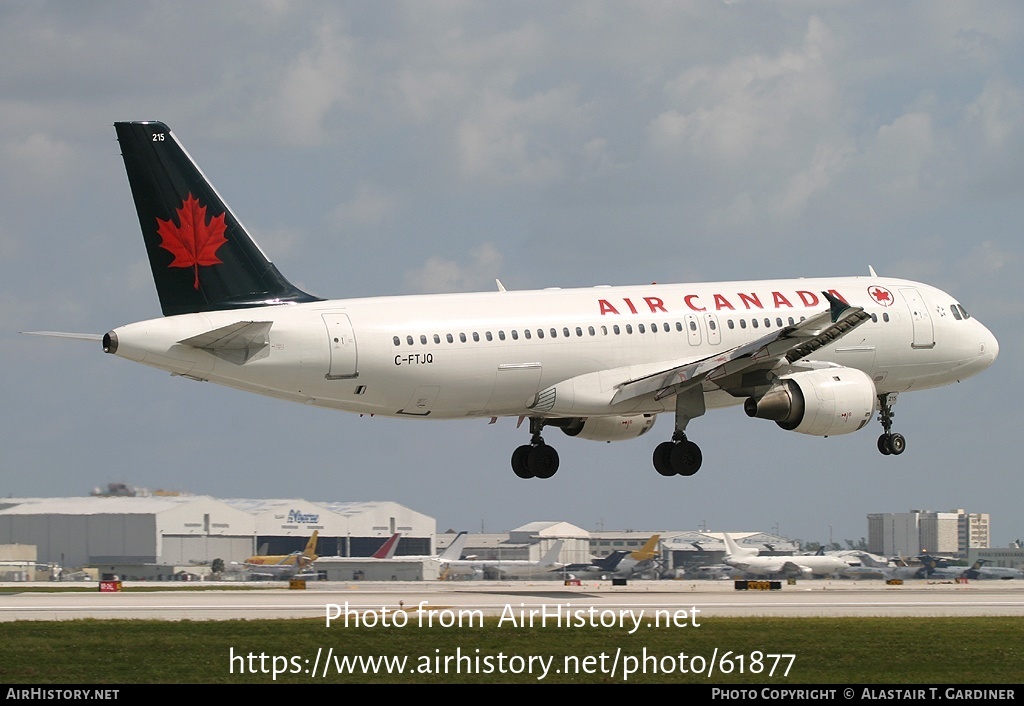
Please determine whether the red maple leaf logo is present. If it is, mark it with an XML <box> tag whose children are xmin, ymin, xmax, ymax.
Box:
<box><xmin>869</xmin><ymin>286</ymin><xmax>893</xmax><ymax>306</ymax></box>
<box><xmin>156</xmin><ymin>194</ymin><xmax>228</xmax><ymax>290</ymax></box>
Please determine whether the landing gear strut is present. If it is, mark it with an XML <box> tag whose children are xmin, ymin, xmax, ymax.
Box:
<box><xmin>653</xmin><ymin>385</ymin><xmax>706</xmax><ymax>477</ymax></box>
<box><xmin>876</xmin><ymin>392</ymin><xmax>906</xmax><ymax>456</ymax></box>
<box><xmin>511</xmin><ymin>417</ymin><xmax>559</xmax><ymax>479</ymax></box>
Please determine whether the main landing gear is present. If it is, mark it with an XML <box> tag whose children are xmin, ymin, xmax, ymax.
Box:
<box><xmin>511</xmin><ymin>417</ymin><xmax>560</xmax><ymax>479</ymax></box>
<box><xmin>876</xmin><ymin>392</ymin><xmax>906</xmax><ymax>456</ymax></box>
<box><xmin>653</xmin><ymin>431</ymin><xmax>703</xmax><ymax>476</ymax></box>
<box><xmin>652</xmin><ymin>384</ymin><xmax>706</xmax><ymax>477</ymax></box>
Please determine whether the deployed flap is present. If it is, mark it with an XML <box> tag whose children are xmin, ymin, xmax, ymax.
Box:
<box><xmin>611</xmin><ymin>292</ymin><xmax>871</xmax><ymax>404</ymax></box>
<box><xmin>179</xmin><ymin>321</ymin><xmax>272</xmax><ymax>365</ymax></box>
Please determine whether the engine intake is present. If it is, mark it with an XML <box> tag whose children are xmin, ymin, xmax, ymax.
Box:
<box><xmin>745</xmin><ymin>368</ymin><xmax>875</xmax><ymax>437</ymax></box>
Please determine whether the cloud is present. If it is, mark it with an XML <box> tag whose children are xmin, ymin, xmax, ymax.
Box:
<box><xmin>330</xmin><ymin>184</ymin><xmax>400</xmax><ymax>228</ymax></box>
<box><xmin>405</xmin><ymin>243</ymin><xmax>503</xmax><ymax>293</ymax></box>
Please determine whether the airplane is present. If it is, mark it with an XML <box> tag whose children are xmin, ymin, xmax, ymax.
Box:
<box><xmin>838</xmin><ymin>551</ymin><xmax>925</xmax><ymax>580</ymax></box>
<box><xmin>560</xmin><ymin>550</ymin><xmax>629</xmax><ymax>579</ymax></box>
<box><xmin>372</xmin><ymin>531</ymin><xmax>470</xmax><ymax>564</ymax></box>
<box><xmin>961</xmin><ymin>559</ymin><xmax>1024</xmax><ymax>580</ymax></box>
<box><xmin>920</xmin><ymin>556</ymin><xmax>1024</xmax><ymax>581</ymax></box>
<box><xmin>721</xmin><ymin>532</ymin><xmax>854</xmax><ymax>578</ymax></box>
<box><xmin>371</xmin><ymin>533</ymin><xmax>401</xmax><ymax>559</ymax></box>
<box><xmin>441</xmin><ymin>540</ymin><xmax>565</xmax><ymax>580</ymax></box>
<box><xmin>609</xmin><ymin>534</ymin><xmax>662</xmax><ymax>578</ymax></box>
<box><xmin>244</xmin><ymin>530</ymin><xmax>318</xmax><ymax>580</ymax></box>
<box><xmin>33</xmin><ymin>121</ymin><xmax>998</xmax><ymax>479</ymax></box>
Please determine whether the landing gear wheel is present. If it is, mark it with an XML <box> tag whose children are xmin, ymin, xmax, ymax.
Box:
<box><xmin>653</xmin><ymin>442</ymin><xmax>675</xmax><ymax>476</ymax></box>
<box><xmin>671</xmin><ymin>440</ymin><xmax>702</xmax><ymax>476</ymax></box>
<box><xmin>888</xmin><ymin>433</ymin><xmax>906</xmax><ymax>455</ymax></box>
<box><xmin>511</xmin><ymin>445</ymin><xmax>534</xmax><ymax>478</ymax></box>
<box><xmin>877</xmin><ymin>434</ymin><xmax>892</xmax><ymax>456</ymax></box>
<box><xmin>528</xmin><ymin>444</ymin><xmax>559</xmax><ymax>478</ymax></box>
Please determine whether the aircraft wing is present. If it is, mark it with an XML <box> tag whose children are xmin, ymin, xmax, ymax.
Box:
<box><xmin>611</xmin><ymin>292</ymin><xmax>871</xmax><ymax>405</ymax></box>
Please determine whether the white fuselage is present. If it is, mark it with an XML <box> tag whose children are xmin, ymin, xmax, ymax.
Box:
<box><xmin>106</xmin><ymin>275</ymin><xmax>998</xmax><ymax>422</ymax></box>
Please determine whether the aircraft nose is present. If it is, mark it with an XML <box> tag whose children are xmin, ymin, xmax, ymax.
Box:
<box><xmin>981</xmin><ymin>325</ymin><xmax>999</xmax><ymax>365</ymax></box>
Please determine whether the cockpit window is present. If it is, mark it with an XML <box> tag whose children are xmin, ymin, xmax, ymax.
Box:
<box><xmin>950</xmin><ymin>304</ymin><xmax>963</xmax><ymax>321</ymax></box>
<box><xmin>958</xmin><ymin>304</ymin><xmax>971</xmax><ymax>319</ymax></box>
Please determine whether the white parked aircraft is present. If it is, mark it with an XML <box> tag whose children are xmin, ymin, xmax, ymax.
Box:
<box><xmin>721</xmin><ymin>533</ymin><xmax>855</xmax><ymax>578</ymax></box>
<box><xmin>441</xmin><ymin>540</ymin><xmax>565</xmax><ymax>580</ymax></box>
<box><xmin>37</xmin><ymin>121</ymin><xmax>999</xmax><ymax>479</ymax></box>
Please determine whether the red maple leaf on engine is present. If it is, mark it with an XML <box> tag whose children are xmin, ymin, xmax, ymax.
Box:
<box><xmin>156</xmin><ymin>194</ymin><xmax>228</xmax><ymax>289</ymax></box>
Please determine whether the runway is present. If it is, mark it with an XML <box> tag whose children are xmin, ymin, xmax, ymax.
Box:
<box><xmin>3</xmin><ymin>579</ymin><xmax>1024</xmax><ymax>621</ymax></box>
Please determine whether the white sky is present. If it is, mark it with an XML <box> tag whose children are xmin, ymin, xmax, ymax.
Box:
<box><xmin>2</xmin><ymin>2</ymin><xmax>1021</xmax><ymax>547</ymax></box>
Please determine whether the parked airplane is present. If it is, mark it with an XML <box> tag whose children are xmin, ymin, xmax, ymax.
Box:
<box><xmin>560</xmin><ymin>550</ymin><xmax>629</xmax><ymax>579</ymax></box>
<box><xmin>245</xmin><ymin>531</ymin><xmax>318</xmax><ymax>580</ymax></box>
<box><xmin>610</xmin><ymin>534</ymin><xmax>662</xmax><ymax>578</ymax></box>
<box><xmin>839</xmin><ymin>552</ymin><xmax>924</xmax><ymax>580</ymax></box>
<box><xmin>37</xmin><ymin>121</ymin><xmax>998</xmax><ymax>479</ymax></box>
<box><xmin>371</xmin><ymin>533</ymin><xmax>401</xmax><ymax>559</ymax></box>
<box><xmin>560</xmin><ymin>534</ymin><xmax>661</xmax><ymax>579</ymax></box>
<box><xmin>920</xmin><ymin>556</ymin><xmax>1023</xmax><ymax>581</ymax></box>
<box><xmin>441</xmin><ymin>540</ymin><xmax>565</xmax><ymax>579</ymax></box>
<box><xmin>371</xmin><ymin>531</ymin><xmax>470</xmax><ymax>564</ymax></box>
<box><xmin>961</xmin><ymin>560</ymin><xmax>1024</xmax><ymax>580</ymax></box>
<box><xmin>721</xmin><ymin>532</ymin><xmax>854</xmax><ymax>578</ymax></box>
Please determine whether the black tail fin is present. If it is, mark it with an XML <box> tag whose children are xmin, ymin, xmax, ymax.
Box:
<box><xmin>114</xmin><ymin>121</ymin><xmax>321</xmax><ymax>316</ymax></box>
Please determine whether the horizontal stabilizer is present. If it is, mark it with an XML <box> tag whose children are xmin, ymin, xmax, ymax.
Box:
<box><xmin>23</xmin><ymin>331</ymin><xmax>103</xmax><ymax>342</ymax></box>
<box><xmin>178</xmin><ymin>321</ymin><xmax>272</xmax><ymax>365</ymax></box>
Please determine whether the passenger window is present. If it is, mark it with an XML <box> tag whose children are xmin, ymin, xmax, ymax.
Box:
<box><xmin>638</xmin><ymin>324</ymin><xmax>646</xmax><ymax>334</ymax></box>
<box><xmin>613</xmin><ymin>325</ymin><xmax>620</xmax><ymax>335</ymax></box>
<box><xmin>752</xmin><ymin>319</ymin><xmax>759</xmax><ymax>328</ymax></box>
<box><xmin>576</xmin><ymin>327</ymin><xmax>583</xmax><ymax>337</ymax></box>
<box><xmin>709</xmin><ymin>320</ymin><xmax>717</xmax><ymax>331</ymax></box>
<box><xmin>459</xmin><ymin>333</ymin><xmax>467</xmax><ymax>343</ymax></box>
<box><xmin>525</xmin><ymin>330</ymin><xmax>532</xmax><ymax>340</ymax></box>
<box><xmin>485</xmin><ymin>331</ymin><xmax>493</xmax><ymax>341</ymax></box>
<box><xmin>871</xmin><ymin>313</ymin><xmax>878</xmax><ymax>323</ymax></box>
<box><xmin>601</xmin><ymin>326</ymin><xmax>608</xmax><ymax>335</ymax></box>
<box><xmin>433</xmin><ymin>334</ymin><xmax>441</xmax><ymax>344</ymax></box>
<box><xmin>625</xmin><ymin>324</ymin><xmax>633</xmax><ymax>334</ymax></box>
<box><xmin>740</xmin><ymin>320</ymin><xmax>747</xmax><ymax>329</ymax></box>
<box><xmin>588</xmin><ymin>326</ymin><xmax>595</xmax><ymax>336</ymax></box>
<box><xmin>776</xmin><ymin>317</ymin><xmax>782</xmax><ymax>327</ymax></box>
<box><xmin>393</xmin><ymin>336</ymin><xmax>400</xmax><ymax>346</ymax></box>
<box><xmin>406</xmin><ymin>335</ymin><xmax>414</xmax><ymax>346</ymax></box>
<box><xmin>689</xmin><ymin>321</ymin><xmax>697</xmax><ymax>331</ymax></box>
<box><xmin>420</xmin><ymin>335</ymin><xmax>427</xmax><ymax>345</ymax></box>
<box><xmin>663</xmin><ymin>322</ymin><xmax>670</xmax><ymax>332</ymax></box>
<box><xmin>728</xmin><ymin>320</ymin><xmax>735</xmax><ymax>329</ymax></box>
<box><xmin>498</xmin><ymin>331</ymin><xmax>506</xmax><ymax>341</ymax></box>
<box><xmin>537</xmin><ymin>329</ymin><xmax>545</xmax><ymax>339</ymax></box>
<box><xmin>511</xmin><ymin>330</ymin><xmax>519</xmax><ymax>340</ymax></box>
<box><xmin>472</xmin><ymin>332</ymin><xmax>480</xmax><ymax>342</ymax></box>
<box><xmin>446</xmin><ymin>333</ymin><xmax>453</xmax><ymax>343</ymax></box>
<box><xmin>882</xmin><ymin>313</ymin><xmax>889</xmax><ymax>322</ymax></box>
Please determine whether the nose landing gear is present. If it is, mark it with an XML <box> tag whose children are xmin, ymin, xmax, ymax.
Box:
<box><xmin>876</xmin><ymin>392</ymin><xmax>906</xmax><ymax>455</ymax></box>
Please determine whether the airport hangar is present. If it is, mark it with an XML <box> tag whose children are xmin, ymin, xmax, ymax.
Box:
<box><xmin>0</xmin><ymin>496</ymin><xmax>435</xmax><ymax>580</ymax></box>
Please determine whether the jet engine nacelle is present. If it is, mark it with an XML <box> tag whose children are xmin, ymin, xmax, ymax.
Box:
<box><xmin>743</xmin><ymin>368</ymin><xmax>875</xmax><ymax>437</ymax></box>
<box><xmin>557</xmin><ymin>414</ymin><xmax>656</xmax><ymax>442</ymax></box>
